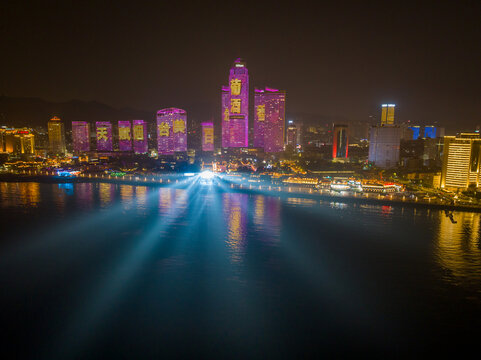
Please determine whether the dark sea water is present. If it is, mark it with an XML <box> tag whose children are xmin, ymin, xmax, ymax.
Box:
<box><xmin>1</xmin><ymin>181</ymin><xmax>481</xmax><ymax>358</ymax></box>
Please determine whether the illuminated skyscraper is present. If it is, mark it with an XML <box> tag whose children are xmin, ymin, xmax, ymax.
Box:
<box><xmin>48</xmin><ymin>116</ymin><xmax>66</xmax><ymax>154</ymax></box>
<box><xmin>72</xmin><ymin>121</ymin><xmax>90</xmax><ymax>152</ymax></box>
<box><xmin>263</xmin><ymin>88</ymin><xmax>286</xmax><ymax>153</ymax></box>
<box><xmin>381</xmin><ymin>104</ymin><xmax>395</xmax><ymax>125</ymax></box>
<box><xmin>332</xmin><ymin>124</ymin><xmax>348</xmax><ymax>159</ymax></box>
<box><xmin>221</xmin><ymin>58</ymin><xmax>249</xmax><ymax>148</ymax></box>
<box><xmin>408</xmin><ymin>125</ymin><xmax>421</xmax><ymax>140</ymax></box>
<box><xmin>3</xmin><ymin>128</ymin><xmax>35</xmax><ymax>154</ymax></box>
<box><xmin>254</xmin><ymin>89</ymin><xmax>266</xmax><ymax>148</ymax></box>
<box><xmin>441</xmin><ymin>133</ymin><xmax>481</xmax><ymax>189</ymax></box>
<box><xmin>96</xmin><ymin>121</ymin><xmax>113</xmax><ymax>151</ymax></box>
<box><xmin>201</xmin><ymin>122</ymin><xmax>214</xmax><ymax>151</ymax></box>
<box><xmin>132</xmin><ymin>120</ymin><xmax>148</xmax><ymax>154</ymax></box>
<box><xmin>157</xmin><ymin>108</ymin><xmax>187</xmax><ymax>155</ymax></box>
<box><xmin>118</xmin><ymin>121</ymin><xmax>132</xmax><ymax>151</ymax></box>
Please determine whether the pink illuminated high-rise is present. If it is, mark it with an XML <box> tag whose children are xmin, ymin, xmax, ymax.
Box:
<box><xmin>157</xmin><ymin>108</ymin><xmax>187</xmax><ymax>155</ymax></box>
<box><xmin>96</xmin><ymin>121</ymin><xmax>113</xmax><ymax>151</ymax></box>
<box><xmin>72</xmin><ymin>121</ymin><xmax>90</xmax><ymax>153</ymax></box>
<box><xmin>221</xmin><ymin>58</ymin><xmax>249</xmax><ymax>148</ymax></box>
<box><xmin>254</xmin><ymin>87</ymin><xmax>286</xmax><ymax>153</ymax></box>
<box><xmin>132</xmin><ymin>120</ymin><xmax>148</xmax><ymax>154</ymax></box>
<box><xmin>118</xmin><ymin>121</ymin><xmax>132</xmax><ymax>151</ymax></box>
<box><xmin>201</xmin><ymin>122</ymin><xmax>214</xmax><ymax>151</ymax></box>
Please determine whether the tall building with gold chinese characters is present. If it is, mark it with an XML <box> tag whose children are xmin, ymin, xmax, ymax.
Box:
<box><xmin>48</xmin><ymin>116</ymin><xmax>66</xmax><ymax>155</ymax></box>
<box><xmin>441</xmin><ymin>133</ymin><xmax>481</xmax><ymax>190</ymax></box>
<box><xmin>254</xmin><ymin>87</ymin><xmax>286</xmax><ymax>153</ymax></box>
<box><xmin>118</xmin><ymin>121</ymin><xmax>132</xmax><ymax>151</ymax></box>
<box><xmin>221</xmin><ymin>58</ymin><xmax>249</xmax><ymax>148</ymax></box>
<box><xmin>201</xmin><ymin>122</ymin><xmax>214</xmax><ymax>152</ymax></box>
<box><xmin>157</xmin><ymin>108</ymin><xmax>187</xmax><ymax>155</ymax></box>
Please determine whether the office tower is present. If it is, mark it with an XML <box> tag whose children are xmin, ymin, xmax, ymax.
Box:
<box><xmin>132</xmin><ymin>120</ymin><xmax>148</xmax><ymax>154</ymax></box>
<box><xmin>201</xmin><ymin>122</ymin><xmax>214</xmax><ymax>151</ymax></box>
<box><xmin>3</xmin><ymin>128</ymin><xmax>35</xmax><ymax>155</ymax></box>
<box><xmin>157</xmin><ymin>108</ymin><xmax>187</xmax><ymax>155</ymax></box>
<box><xmin>263</xmin><ymin>88</ymin><xmax>286</xmax><ymax>153</ymax></box>
<box><xmin>254</xmin><ymin>89</ymin><xmax>265</xmax><ymax>148</ymax></box>
<box><xmin>424</xmin><ymin>126</ymin><xmax>437</xmax><ymax>138</ymax></box>
<box><xmin>368</xmin><ymin>125</ymin><xmax>402</xmax><ymax>168</ymax></box>
<box><xmin>221</xmin><ymin>58</ymin><xmax>249</xmax><ymax>148</ymax></box>
<box><xmin>441</xmin><ymin>133</ymin><xmax>481</xmax><ymax>189</ymax></box>
<box><xmin>381</xmin><ymin>104</ymin><xmax>395</xmax><ymax>125</ymax></box>
<box><xmin>72</xmin><ymin>121</ymin><xmax>90</xmax><ymax>152</ymax></box>
<box><xmin>96</xmin><ymin>121</ymin><xmax>113</xmax><ymax>151</ymax></box>
<box><xmin>48</xmin><ymin>116</ymin><xmax>66</xmax><ymax>154</ymax></box>
<box><xmin>408</xmin><ymin>125</ymin><xmax>421</xmax><ymax>140</ymax></box>
<box><xmin>286</xmin><ymin>121</ymin><xmax>297</xmax><ymax>146</ymax></box>
<box><xmin>118</xmin><ymin>121</ymin><xmax>132</xmax><ymax>151</ymax></box>
<box><xmin>332</xmin><ymin>124</ymin><xmax>349</xmax><ymax>159</ymax></box>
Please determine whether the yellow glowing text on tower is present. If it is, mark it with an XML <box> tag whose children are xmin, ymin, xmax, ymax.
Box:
<box><xmin>230</xmin><ymin>78</ymin><xmax>242</xmax><ymax>96</ymax></box>
<box><xmin>257</xmin><ymin>105</ymin><xmax>265</xmax><ymax>122</ymax></box>
<box><xmin>97</xmin><ymin>127</ymin><xmax>108</xmax><ymax>141</ymax></box>
<box><xmin>158</xmin><ymin>122</ymin><xmax>170</xmax><ymax>137</ymax></box>
<box><xmin>119</xmin><ymin>127</ymin><xmax>131</xmax><ymax>140</ymax></box>
<box><xmin>224</xmin><ymin>107</ymin><xmax>230</xmax><ymax>122</ymax></box>
<box><xmin>133</xmin><ymin>125</ymin><xmax>144</xmax><ymax>140</ymax></box>
<box><xmin>204</xmin><ymin>128</ymin><xmax>214</xmax><ymax>144</ymax></box>
<box><xmin>173</xmin><ymin>119</ymin><xmax>186</xmax><ymax>134</ymax></box>
<box><xmin>231</xmin><ymin>99</ymin><xmax>241</xmax><ymax>114</ymax></box>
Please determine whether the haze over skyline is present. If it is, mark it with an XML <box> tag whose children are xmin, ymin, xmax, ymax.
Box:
<box><xmin>2</xmin><ymin>1</ymin><xmax>480</xmax><ymax>131</ymax></box>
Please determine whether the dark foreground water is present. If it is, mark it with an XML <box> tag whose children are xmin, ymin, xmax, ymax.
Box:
<box><xmin>1</xmin><ymin>181</ymin><xmax>481</xmax><ymax>358</ymax></box>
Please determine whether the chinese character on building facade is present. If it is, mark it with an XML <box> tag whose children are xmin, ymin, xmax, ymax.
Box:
<box><xmin>230</xmin><ymin>99</ymin><xmax>241</xmax><ymax>114</ymax></box>
<box><xmin>158</xmin><ymin>122</ymin><xmax>170</xmax><ymax>137</ymax></box>
<box><xmin>230</xmin><ymin>78</ymin><xmax>242</xmax><ymax>96</ymax></box>
<box><xmin>173</xmin><ymin>119</ymin><xmax>186</xmax><ymax>134</ymax></box>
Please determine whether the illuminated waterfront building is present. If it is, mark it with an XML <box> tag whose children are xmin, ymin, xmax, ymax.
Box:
<box><xmin>381</xmin><ymin>104</ymin><xmax>395</xmax><ymax>125</ymax></box>
<box><xmin>332</xmin><ymin>124</ymin><xmax>348</xmax><ymax>159</ymax></box>
<box><xmin>132</xmin><ymin>120</ymin><xmax>148</xmax><ymax>154</ymax></box>
<box><xmin>72</xmin><ymin>121</ymin><xmax>90</xmax><ymax>152</ymax></box>
<box><xmin>157</xmin><ymin>108</ymin><xmax>187</xmax><ymax>155</ymax></box>
<box><xmin>254</xmin><ymin>87</ymin><xmax>286</xmax><ymax>153</ymax></box>
<box><xmin>118</xmin><ymin>121</ymin><xmax>132</xmax><ymax>151</ymax></box>
<box><xmin>48</xmin><ymin>116</ymin><xmax>66</xmax><ymax>154</ymax></box>
<box><xmin>2</xmin><ymin>128</ymin><xmax>35</xmax><ymax>155</ymax></box>
<box><xmin>368</xmin><ymin>125</ymin><xmax>402</xmax><ymax>168</ymax></box>
<box><xmin>254</xmin><ymin>89</ymin><xmax>265</xmax><ymax>148</ymax></box>
<box><xmin>95</xmin><ymin>121</ymin><xmax>113</xmax><ymax>151</ymax></box>
<box><xmin>201</xmin><ymin>122</ymin><xmax>214</xmax><ymax>151</ymax></box>
<box><xmin>221</xmin><ymin>58</ymin><xmax>249</xmax><ymax>148</ymax></box>
<box><xmin>441</xmin><ymin>133</ymin><xmax>481</xmax><ymax>189</ymax></box>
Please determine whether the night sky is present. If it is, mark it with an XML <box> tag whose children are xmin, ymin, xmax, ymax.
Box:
<box><xmin>2</xmin><ymin>1</ymin><xmax>480</xmax><ymax>131</ymax></box>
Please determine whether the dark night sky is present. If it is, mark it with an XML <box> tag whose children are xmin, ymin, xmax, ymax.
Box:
<box><xmin>1</xmin><ymin>0</ymin><xmax>480</xmax><ymax>131</ymax></box>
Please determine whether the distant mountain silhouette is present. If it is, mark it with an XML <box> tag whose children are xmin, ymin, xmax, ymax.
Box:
<box><xmin>0</xmin><ymin>96</ymin><xmax>153</xmax><ymax>130</ymax></box>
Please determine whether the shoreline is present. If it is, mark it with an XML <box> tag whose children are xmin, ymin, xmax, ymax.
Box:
<box><xmin>1</xmin><ymin>173</ymin><xmax>479</xmax><ymax>213</ymax></box>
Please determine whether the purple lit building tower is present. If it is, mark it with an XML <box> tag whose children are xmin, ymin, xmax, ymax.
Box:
<box><xmin>202</xmin><ymin>122</ymin><xmax>214</xmax><ymax>151</ymax></box>
<box><xmin>132</xmin><ymin>120</ymin><xmax>148</xmax><ymax>154</ymax></box>
<box><xmin>254</xmin><ymin>89</ymin><xmax>266</xmax><ymax>148</ymax></box>
<box><xmin>72</xmin><ymin>121</ymin><xmax>90</xmax><ymax>152</ymax></box>
<box><xmin>221</xmin><ymin>86</ymin><xmax>230</xmax><ymax>148</ymax></box>
<box><xmin>96</xmin><ymin>121</ymin><xmax>113</xmax><ymax>151</ymax></box>
<box><xmin>221</xmin><ymin>58</ymin><xmax>249</xmax><ymax>148</ymax></box>
<box><xmin>118</xmin><ymin>121</ymin><xmax>132</xmax><ymax>151</ymax></box>
<box><xmin>254</xmin><ymin>87</ymin><xmax>286</xmax><ymax>153</ymax></box>
<box><xmin>157</xmin><ymin>108</ymin><xmax>187</xmax><ymax>155</ymax></box>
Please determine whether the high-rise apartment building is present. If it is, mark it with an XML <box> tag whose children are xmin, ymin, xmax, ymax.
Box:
<box><xmin>48</xmin><ymin>116</ymin><xmax>66</xmax><ymax>154</ymax></box>
<box><xmin>118</xmin><ymin>121</ymin><xmax>132</xmax><ymax>151</ymax></box>
<box><xmin>221</xmin><ymin>58</ymin><xmax>249</xmax><ymax>148</ymax></box>
<box><xmin>254</xmin><ymin>89</ymin><xmax>266</xmax><ymax>148</ymax></box>
<box><xmin>441</xmin><ymin>133</ymin><xmax>481</xmax><ymax>189</ymax></box>
<box><xmin>381</xmin><ymin>104</ymin><xmax>395</xmax><ymax>125</ymax></box>
<box><xmin>96</xmin><ymin>121</ymin><xmax>113</xmax><ymax>151</ymax></box>
<box><xmin>332</xmin><ymin>124</ymin><xmax>348</xmax><ymax>159</ymax></box>
<box><xmin>132</xmin><ymin>120</ymin><xmax>148</xmax><ymax>154</ymax></box>
<box><xmin>286</xmin><ymin>121</ymin><xmax>297</xmax><ymax>147</ymax></box>
<box><xmin>72</xmin><ymin>121</ymin><xmax>90</xmax><ymax>152</ymax></box>
<box><xmin>201</xmin><ymin>122</ymin><xmax>214</xmax><ymax>151</ymax></box>
<box><xmin>157</xmin><ymin>108</ymin><xmax>187</xmax><ymax>155</ymax></box>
